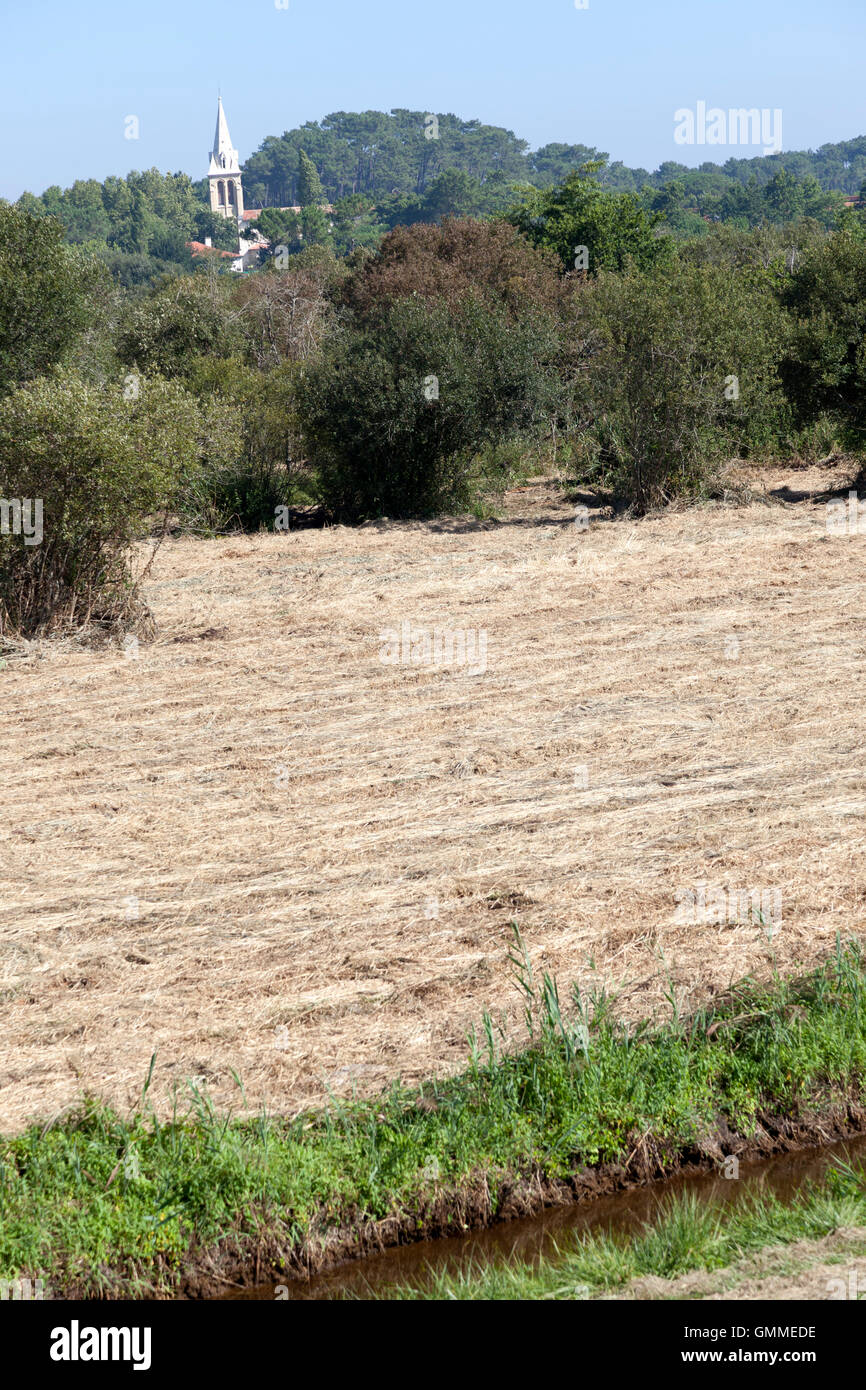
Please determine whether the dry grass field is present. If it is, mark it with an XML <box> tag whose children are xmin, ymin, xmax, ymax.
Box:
<box><xmin>2</xmin><ymin>460</ymin><xmax>865</xmax><ymax>1134</ymax></box>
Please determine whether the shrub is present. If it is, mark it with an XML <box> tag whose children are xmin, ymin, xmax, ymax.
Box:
<box><xmin>297</xmin><ymin>292</ymin><xmax>564</xmax><ymax>518</ymax></box>
<box><xmin>232</xmin><ymin>249</ymin><xmax>343</xmax><ymax>368</ymax></box>
<box><xmin>179</xmin><ymin>357</ymin><xmax>301</xmax><ymax>532</ymax></box>
<box><xmin>0</xmin><ymin>370</ymin><xmax>201</xmax><ymax>636</ymax></box>
<box><xmin>677</xmin><ymin>219</ymin><xmax>827</xmax><ymax>273</ymax></box>
<box><xmin>506</xmin><ymin>167</ymin><xmax>674</xmax><ymax>275</ymax></box>
<box><xmin>340</xmin><ymin>218</ymin><xmax>563</xmax><ymax>324</ymax></box>
<box><xmin>780</xmin><ymin>228</ymin><xmax>866</xmax><ymax>453</ymax></box>
<box><xmin>117</xmin><ymin>275</ymin><xmax>242</xmax><ymax>377</ymax></box>
<box><xmin>573</xmin><ymin>262</ymin><xmax>792</xmax><ymax>510</ymax></box>
<box><xmin>0</xmin><ymin>204</ymin><xmax>98</xmax><ymax>394</ymax></box>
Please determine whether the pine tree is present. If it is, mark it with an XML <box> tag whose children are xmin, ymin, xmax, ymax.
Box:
<box><xmin>130</xmin><ymin>189</ymin><xmax>151</xmax><ymax>254</ymax></box>
<box><xmin>297</xmin><ymin>149</ymin><xmax>326</xmax><ymax>207</ymax></box>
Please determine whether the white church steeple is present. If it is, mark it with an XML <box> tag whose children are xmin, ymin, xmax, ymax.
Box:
<box><xmin>208</xmin><ymin>97</ymin><xmax>244</xmax><ymax>222</ymax></box>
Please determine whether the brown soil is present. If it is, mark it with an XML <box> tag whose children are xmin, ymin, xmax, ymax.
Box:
<box><xmin>2</xmin><ymin>458</ymin><xmax>865</xmax><ymax>1133</ymax></box>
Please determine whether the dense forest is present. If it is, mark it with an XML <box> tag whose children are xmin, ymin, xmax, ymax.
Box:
<box><xmin>240</xmin><ymin>109</ymin><xmax>866</xmax><ymax>205</ymax></box>
<box><xmin>12</xmin><ymin>110</ymin><xmax>866</xmax><ymax>290</ymax></box>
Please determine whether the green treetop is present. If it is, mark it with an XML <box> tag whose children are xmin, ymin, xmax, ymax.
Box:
<box><xmin>297</xmin><ymin>149</ymin><xmax>326</xmax><ymax>208</ymax></box>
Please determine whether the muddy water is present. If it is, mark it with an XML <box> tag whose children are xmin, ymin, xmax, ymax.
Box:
<box><xmin>223</xmin><ymin>1134</ymin><xmax>866</xmax><ymax>1300</ymax></box>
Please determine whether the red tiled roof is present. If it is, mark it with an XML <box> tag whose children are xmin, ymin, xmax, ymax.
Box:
<box><xmin>187</xmin><ymin>241</ymin><xmax>237</xmax><ymax>259</ymax></box>
<box><xmin>243</xmin><ymin>205</ymin><xmax>333</xmax><ymax>219</ymax></box>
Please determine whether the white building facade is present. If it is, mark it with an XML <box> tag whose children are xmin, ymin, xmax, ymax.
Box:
<box><xmin>208</xmin><ymin>97</ymin><xmax>245</xmax><ymax>222</ymax></box>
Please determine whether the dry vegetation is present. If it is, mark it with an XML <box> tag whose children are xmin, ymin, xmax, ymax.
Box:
<box><xmin>611</xmin><ymin>1227</ymin><xmax>866</xmax><ymax>1302</ymax></box>
<box><xmin>2</xmin><ymin>462</ymin><xmax>865</xmax><ymax>1133</ymax></box>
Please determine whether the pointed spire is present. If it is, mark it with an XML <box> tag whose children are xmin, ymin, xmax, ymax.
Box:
<box><xmin>208</xmin><ymin>96</ymin><xmax>240</xmax><ymax>175</ymax></box>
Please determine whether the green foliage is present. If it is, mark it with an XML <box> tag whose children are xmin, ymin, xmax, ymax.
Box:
<box><xmin>384</xmin><ymin>168</ymin><xmax>520</xmax><ymax>228</ymax></box>
<box><xmin>678</xmin><ymin>168</ymin><xmax>842</xmax><ymax>232</ymax></box>
<box><xmin>0</xmin><ymin>204</ymin><xmax>98</xmax><ymax>393</ymax></box>
<box><xmin>393</xmin><ymin>1167</ymin><xmax>866</xmax><ymax>1299</ymax></box>
<box><xmin>16</xmin><ymin>120</ymin><xmax>866</xmax><ymax>293</ymax></box>
<box><xmin>118</xmin><ymin>275</ymin><xmax>243</xmax><ymax>377</ymax></box>
<box><xmin>529</xmin><ymin>142</ymin><xmax>610</xmax><ymax>187</ymax></box>
<box><xmin>300</xmin><ymin>204</ymin><xmax>332</xmax><ymax>249</ymax></box>
<box><xmin>297</xmin><ymin>292</ymin><xmax>563</xmax><ymax>517</ymax></box>
<box><xmin>780</xmin><ymin>228</ymin><xmax>866</xmax><ymax>451</ymax></box>
<box><xmin>251</xmin><ymin>207</ymin><xmax>301</xmax><ymax>245</ymax></box>
<box><xmin>254</xmin><ymin>204</ymin><xmax>333</xmax><ymax>260</ymax></box>
<box><xmin>573</xmin><ymin>261</ymin><xmax>793</xmax><ymax>509</ymax></box>
<box><xmin>100</xmin><ymin>251</ymin><xmax>183</xmax><ymax>292</ymax></box>
<box><xmin>297</xmin><ymin>148</ymin><xmax>326</xmax><ymax>207</ymax></box>
<box><xmin>506</xmin><ymin>167</ymin><xmax>674</xmax><ymax>274</ymax></box>
<box><xmin>179</xmin><ymin>357</ymin><xmax>301</xmax><ymax>531</ymax></box>
<box><xmin>639</xmin><ymin>178</ymin><xmax>711</xmax><ymax>240</ymax></box>
<box><xmin>0</xmin><ymin>370</ymin><xmax>201</xmax><ymax>635</ymax></box>
<box><xmin>242</xmin><ymin>110</ymin><xmax>531</xmax><ymax>209</ymax></box>
<box><xmin>1</xmin><ymin>943</ymin><xmax>864</xmax><ymax>1296</ymax></box>
<box><xmin>21</xmin><ymin>169</ymin><xmax>201</xmax><ymax>258</ymax></box>
<box><xmin>243</xmin><ymin>113</ymin><xmax>866</xmax><ymax>213</ymax></box>
<box><xmin>192</xmin><ymin>210</ymin><xmax>238</xmax><ymax>252</ymax></box>
<box><xmin>677</xmin><ymin>218</ymin><xmax>827</xmax><ymax>272</ymax></box>
<box><xmin>330</xmin><ymin>195</ymin><xmax>387</xmax><ymax>255</ymax></box>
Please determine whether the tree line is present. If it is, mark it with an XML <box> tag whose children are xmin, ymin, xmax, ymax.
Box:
<box><xmin>1</xmin><ymin>159</ymin><xmax>865</xmax><ymax>637</ymax></box>
<box><xmin>12</xmin><ymin>112</ymin><xmax>866</xmax><ymax>294</ymax></box>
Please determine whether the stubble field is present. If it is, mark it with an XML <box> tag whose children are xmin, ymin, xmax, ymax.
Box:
<box><xmin>2</xmin><ymin>461</ymin><xmax>865</xmax><ymax>1133</ymax></box>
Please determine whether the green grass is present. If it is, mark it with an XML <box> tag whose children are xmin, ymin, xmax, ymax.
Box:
<box><xmin>383</xmin><ymin>1160</ymin><xmax>866</xmax><ymax>1300</ymax></box>
<box><xmin>1</xmin><ymin>930</ymin><xmax>865</xmax><ymax>1297</ymax></box>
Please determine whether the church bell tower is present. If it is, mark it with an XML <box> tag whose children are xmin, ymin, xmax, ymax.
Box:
<box><xmin>208</xmin><ymin>97</ymin><xmax>244</xmax><ymax>222</ymax></box>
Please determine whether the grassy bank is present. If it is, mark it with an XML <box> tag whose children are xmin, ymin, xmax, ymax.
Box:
<box><xmin>382</xmin><ymin>1161</ymin><xmax>866</xmax><ymax>1300</ymax></box>
<box><xmin>2</xmin><ymin>932</ymin><xmax>866</xmax><ymax>1298</ymax></box>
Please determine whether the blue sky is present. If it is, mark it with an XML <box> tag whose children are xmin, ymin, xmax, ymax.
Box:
<box><xmin>3</xmin><ymin>0</ymin><xmax>864</xmax><ymax>199</ymax></box>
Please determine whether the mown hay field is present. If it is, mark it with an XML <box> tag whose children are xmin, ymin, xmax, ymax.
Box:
<box><xmin>2</xmin><ymin>463</ymin><xmax>865</xmax><ymax>1132</ymax></box>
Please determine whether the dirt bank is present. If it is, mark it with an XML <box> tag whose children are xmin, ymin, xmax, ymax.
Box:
<box><xmin>179</xmin><ymin>1099</ymin><xmax>866</xmax><ymax>1299</ymax></box>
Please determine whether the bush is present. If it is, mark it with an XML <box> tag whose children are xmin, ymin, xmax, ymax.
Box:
<box><xmin>0</xmin><ymin>370</ymin><xmax>202</xmax><ymax>636</ymax></box>
<box><xmin>232</xmin><ymin>248</ymin><xmax>343</xmax><ymax>368</ymax></box>
<box><xmin>179</xmin><ymin>357</ymin><xmax>301</xmax><ymax>532</ymax></box>
<box><xmin>340</xmin><ymin>218</ymin><xmax>563</xmax><ymax>324</ymax></box>
<box><xmin>780</xmin><ymin>228</ymin><xmax>866</xmax><ymax>453</ymax></box>
<box><xmin>677</xmin><ymin>219</ymin><xmax>827</xmax><ymax>273</ymax></box>
<box><xmin>573</xmin><ymin>262</ymin><xmax>792</xmax><ymax>510</ymax></box>
<box><xmin>506</xmin><ymin>167</ymin><xmax>674</xmax><ymax>275</ymax></box>
<box><xmin>118</xmin><ymin>275</ymin><xmax>242</xmax><ymax>377</ymax></box>
<box><xmin>0</xmin><ymin>204</ymin><xmax>99</xmax><ymax>393</ymax></box>
<box><xmin>101</xmin><ymin>251</ymin><xmax>183</xmax><ymax>292</ymax></box>
<box><xmin>297</xmin><ymin>292</ymin><xmax>564</xmax><ymax>518</ymax></box>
